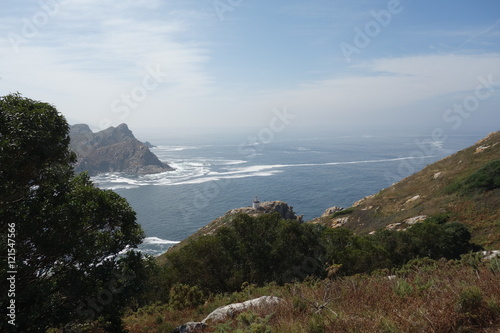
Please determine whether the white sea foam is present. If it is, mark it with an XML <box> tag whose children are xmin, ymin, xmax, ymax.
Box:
<box><xmin>92</xmin><ymin>155</ymin><xmax>435</xmax><ymax>189</ymax></box>
<box><xmin>143</xmin><ymin>237</ymin><xmax>180</xmax><ymax>245</ymax></box>
<box><xmin>152</xmin><ymin>145</ymin><xmax>198</xmax><ymax>152</ymax></box>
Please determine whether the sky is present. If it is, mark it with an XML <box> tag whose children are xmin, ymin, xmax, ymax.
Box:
<box><xmin>1</xmin><ymin>0</ymin><xmax>500</xmax><ymax>135</ymax></box>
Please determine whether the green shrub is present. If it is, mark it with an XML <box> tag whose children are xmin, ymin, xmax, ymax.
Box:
<box><xmin>236</xmin><ymin>312</ymin><xmax>273</xmax><ymax>333</ymax></box>
<box><xmin>168</xmin><ymin>284</ymin><xmax>205</xmax><ymax>310</ymax></box>
<box><xmin>393</xmin><ymin>279</ymin><xmax>414</xmax><ymax>298</ymax></box>
<box><xmin>307</xmin><ymin>313</ymin><xmax>326</xmax><ymax>333</ymax></box>
<box><xmin>331</xmin><ymin>207</ymin><xmax>354</xmax><ymax>218</ymax></box>
<box><xmin>446</xmin><ymin>159</ymin><xmax>500</xmax><ymax>195</ymax></box>
<box><xmin>378</xmin><ymin>317</ymin><xmax>400</xmax><ymax>333</ymax></box>
<box><xmin>396</xmin><ymin>257</ymin><xmax>438</xmax><ymax>276</ymax></box>
<box><xmin>487</xmin><ymin>256</ymin><xmax>500</xmax><ymax>274</ymax></box>
<box><xmin>425</xmin><ymin>213</ymin><xmax>451</xmax><ymax>224</ymax></box>
<box><xmin>456</xmin><ymin>286</ymin><xmax>483</xmax><ymax>314</ymax></box>
<box><xmin>463</xmin><ymin>159</ymin><xmax>500</xmax><ymax>191</ymax></box>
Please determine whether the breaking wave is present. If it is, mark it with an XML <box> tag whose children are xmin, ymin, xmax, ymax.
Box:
<box><xmin>136</xmin><ymin>237</ymin><xmax>180</xmax><ymax>256</ymax></box>
<box><xmin>142</xmin><ymin>237</ymin><xmax>180</xmax><ymax>245</ymax></box>
<box><xmin>92</xmin><ymin>154</ymin><xmax>435</xmax><ymax>190</ymax></box>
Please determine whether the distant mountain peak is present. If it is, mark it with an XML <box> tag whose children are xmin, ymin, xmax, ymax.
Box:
<box><xmin>70</xmin><ymin>123</ymin><xmax>92</xmax><ymax>134</ymax></box>
<box><xmin>69</xmin><ymin>123</ymin><xmax>174</xmax><ymax>175</ymax></box>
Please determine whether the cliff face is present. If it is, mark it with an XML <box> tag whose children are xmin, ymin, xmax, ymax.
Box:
<box><xmin>69</xmin><ymin>123</ymin><xmax>174</xmax><ymax>175</ymax></box>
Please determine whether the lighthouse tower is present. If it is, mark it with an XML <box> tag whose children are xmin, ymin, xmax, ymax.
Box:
<box><xmin>252</xmin><ymin>196</ymin><xmax>260</xmax><ymax>210</ymax></box>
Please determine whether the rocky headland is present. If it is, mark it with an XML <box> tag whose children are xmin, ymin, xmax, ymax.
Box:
<box><xmin>161</xmin><ymin>200</ymin><xmax>302</xmax><ymax>257</ymax></box>
<box><xmin>69</xmin><ymin>123</ymin><xmax>174</xmax><ymax>175</ymax></box>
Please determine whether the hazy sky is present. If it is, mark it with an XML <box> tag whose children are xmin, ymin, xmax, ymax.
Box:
<box><xmin>1</xmin><ymin>0</ymin><xmax>499</xmax><ymax>134</ymax></box>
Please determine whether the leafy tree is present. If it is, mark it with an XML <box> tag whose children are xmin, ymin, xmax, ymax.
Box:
<box><xmin>166</xmin><ymin>234</ymin><xmax>234</xmax><ymax>292</ymax></box>
<box><xmin>0</xmin><ymin>93</ymin><xmax>145</xmax><ymax>332</ymax></box>
<box><xmin>166</xmin><ymin>214</ymin><xmax>325</xmax><ymax>293</ymax></box>
<box><xmin>322</xmin><ymin>228</ymin><xmax>389</xmax><ymax>275</ymax></box>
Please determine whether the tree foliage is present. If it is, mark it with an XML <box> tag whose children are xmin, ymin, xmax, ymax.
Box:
<box><xmin>163</xmin><ymin>213</ymin><xmax>480</xmax><ymax>294</ymax></box>
<box><xmin>165</xmin><ymin>214</ymin><xmax>324</xmax><ymax>293</ymax></box>
<box><xmin>0</xmin><ymin>93</ymin><xmax>145</xmax><ymax>332</ymax></box>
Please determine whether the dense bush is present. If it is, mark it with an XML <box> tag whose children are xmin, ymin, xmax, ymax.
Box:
<box><xmin>168</xmin><ymin>284</ymin><xmax>205</xmax><ymax>310</ymax></box>
<box><xmin>462</xmin><ymin>159</ymin><xmax>500</xmax><ymax>192</ymax></box>
<box><xmin>161</xmin><ymin>213</ymin><xmax>479</xmax><ymax>294</ymax></box>
<box><xmin>446</xmin><ymin>159</ymin><xmax>500</xmax><ymax>195</ymax></box>
<box><xmin>165</xmin><ymin>214</ymin><xmax>325</xmax><ymax>292</ymax></box>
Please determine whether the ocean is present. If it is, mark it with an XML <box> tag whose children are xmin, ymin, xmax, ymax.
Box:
<box><xmin>91</xmin><ymin>129</ymin><xmax>485</xmax><ymax>256</ymax></box>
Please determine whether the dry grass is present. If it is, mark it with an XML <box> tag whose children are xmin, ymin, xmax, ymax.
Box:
<box><xmin>270</xmin><ymin>262</ymin><xmax>499</xmax><ymax>333</ymax></box>
<box><xmin>124</xmin><ymin>259</ymin><xmax>500</xmax><ymax>333</ymax></box>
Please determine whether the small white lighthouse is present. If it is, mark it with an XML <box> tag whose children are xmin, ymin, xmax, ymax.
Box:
<box><xmin>252</xmin><ymin>196</ymin><xmax>260</xmax><ymax>210</ymax></box>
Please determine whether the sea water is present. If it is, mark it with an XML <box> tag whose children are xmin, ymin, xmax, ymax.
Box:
<box><xmin>91</xmin><ymin>129</ymin><xmax>485</xmax><ymax>256</ymax></box>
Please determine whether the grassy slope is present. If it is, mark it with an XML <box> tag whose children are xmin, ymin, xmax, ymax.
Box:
<box><xmin>125</xmin><ymin>258</ymin><xmax>500</xmax><ymax>333</ymax></box>
<box><xmin>131</xmin><ymin>132</ymin><xmax>500</xmax><ymax>333</ymax></box>
<box><xmin>313</xmin><ymin>131</ymin><xmax>500</xmax><ymax>248</ymax></box>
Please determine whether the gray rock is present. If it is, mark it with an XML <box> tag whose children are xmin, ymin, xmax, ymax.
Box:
<box><xmin>227</xmin><ymin>201</ymin><xmax>303</xmax><ymax>222</ymax></box>
<box><xmin>321</xmin><ymin>206</ymin><xmax>344</xmax><ymax>217</ymax></box>
<box><xmin>69</xmin><ymin>123</ymin><xmax>174</xmax><ymax>175</ymax></box>
<box><xmin>143</xmin><ymin>141</ymin><xmax>156</xmax><ymax>148</ymax></box>
<box><xmin>173</xmin><ymin>296</ymin><xmax>281</xmax><ymax>333</ymax></box>
<box><xmin>172</xmin><ymin>321</ymin><xmax>206</xmax><ymax>333</ymax></box>
<box><xmin>202</xmin><ymin>296</ymin><xmax>282</xmax><ymax>324</ymax></box>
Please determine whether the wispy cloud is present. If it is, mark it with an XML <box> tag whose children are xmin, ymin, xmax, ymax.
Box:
<box><xmin>0</xmin><ymin>0</ymin><xmax>215</xmax><ymax>124</ymax></box>
<box><xmin>1</xmin><ymin>1</ymin><xmax>498</xmax><ymax>131</ymax></box>
<box><xmin>233</xmin><ymin>53</ymin><xmax>500</xmax><ymax>128</ymax></box>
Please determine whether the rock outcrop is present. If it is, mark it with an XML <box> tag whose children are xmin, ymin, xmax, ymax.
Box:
<box><xmin>163</xmin><ymin>200</ymin><xmax>303</xmax><ymax>256</ymax></box>
<box><xmin>227</xmin><ymin>201</ymin><xmax>303</xmax><ymax>222</ymax></box>
<box><xmin>69</xmin><ymin>123</ymin><xmax>174</xmax><ymax>175</ymax></box>
<box><xmin>384</xmin><ymin>215</ymin><xmax>427</xmax><ymax>231</ymax></box>
<box><xmin>173</xmin><ymin>296</ymin><xmax>282</xmax><ymax>333</ymax></box>
<box><xmin>198</xmin><ymin>201</ymin><xmax>303</xmax><ymax>236</ymax></box>
<box><xmin>321</xmin><ymin>206</ymin><xmax>344</xmax><ymax>217</ymax></box>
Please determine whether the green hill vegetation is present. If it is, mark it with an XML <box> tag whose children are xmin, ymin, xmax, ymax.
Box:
<box><xmin>124</xmin><ymin>213</ymin><xmax>498</xmax><ymax>333</ymax></box>
<box><xmin>1</xmin><ymin>94</ymin><xmax>499</xmax><ymax>332</ymax></box>
<box><xmin>314</xmin><ymin>131</ymin><xmax>500</xmax><ymax>248</ymax></box>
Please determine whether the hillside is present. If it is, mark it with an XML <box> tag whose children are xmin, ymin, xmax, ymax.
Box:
<box><xmin>69</xmin><ymin>123</ymin><xmax>174</xmax><ymax>175</ymax></box>
<box><xmin>157</xmin><ymin>201</ymin><xmax>302</xmax><ymax>265</ymax></box>
<box><xmin>312</xmin><ymin>131</ymin><xmax>500</xmax><ymax>248</ymax></box>
<box><xmin>131</xmin><ymin>132</ymin><xmax>500</xmax><ymax>333</ymax></box>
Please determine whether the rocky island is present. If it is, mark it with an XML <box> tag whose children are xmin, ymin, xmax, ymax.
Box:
<box><xmin>69</xmin><ymin>123</ymin><xmax>174</xmax><ymax>175</ymax></box>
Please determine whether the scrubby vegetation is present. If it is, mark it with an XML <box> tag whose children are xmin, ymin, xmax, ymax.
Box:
<box><xmin>159</xmin><ymin>213</ymin><xmax>480</xmax><ymax>294</ymax></box>
<box><xmin>446</xmin><ymin>159</ymin><xmax>500</xmax><ymax>195</ymax></box>
<box><xmin>125</xmin><ymin>256</ymin><xmax>500</xmax><ymax>333</ymax></box>
<box><xmin>2</xmin><ymin>94</ymin><xmax>498</xmax><ymax>332</ymax></box>
<box><xmin>117</xmin><ymin>212</ymin><xmax>495</xmax><ymax>332</ymax></box>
